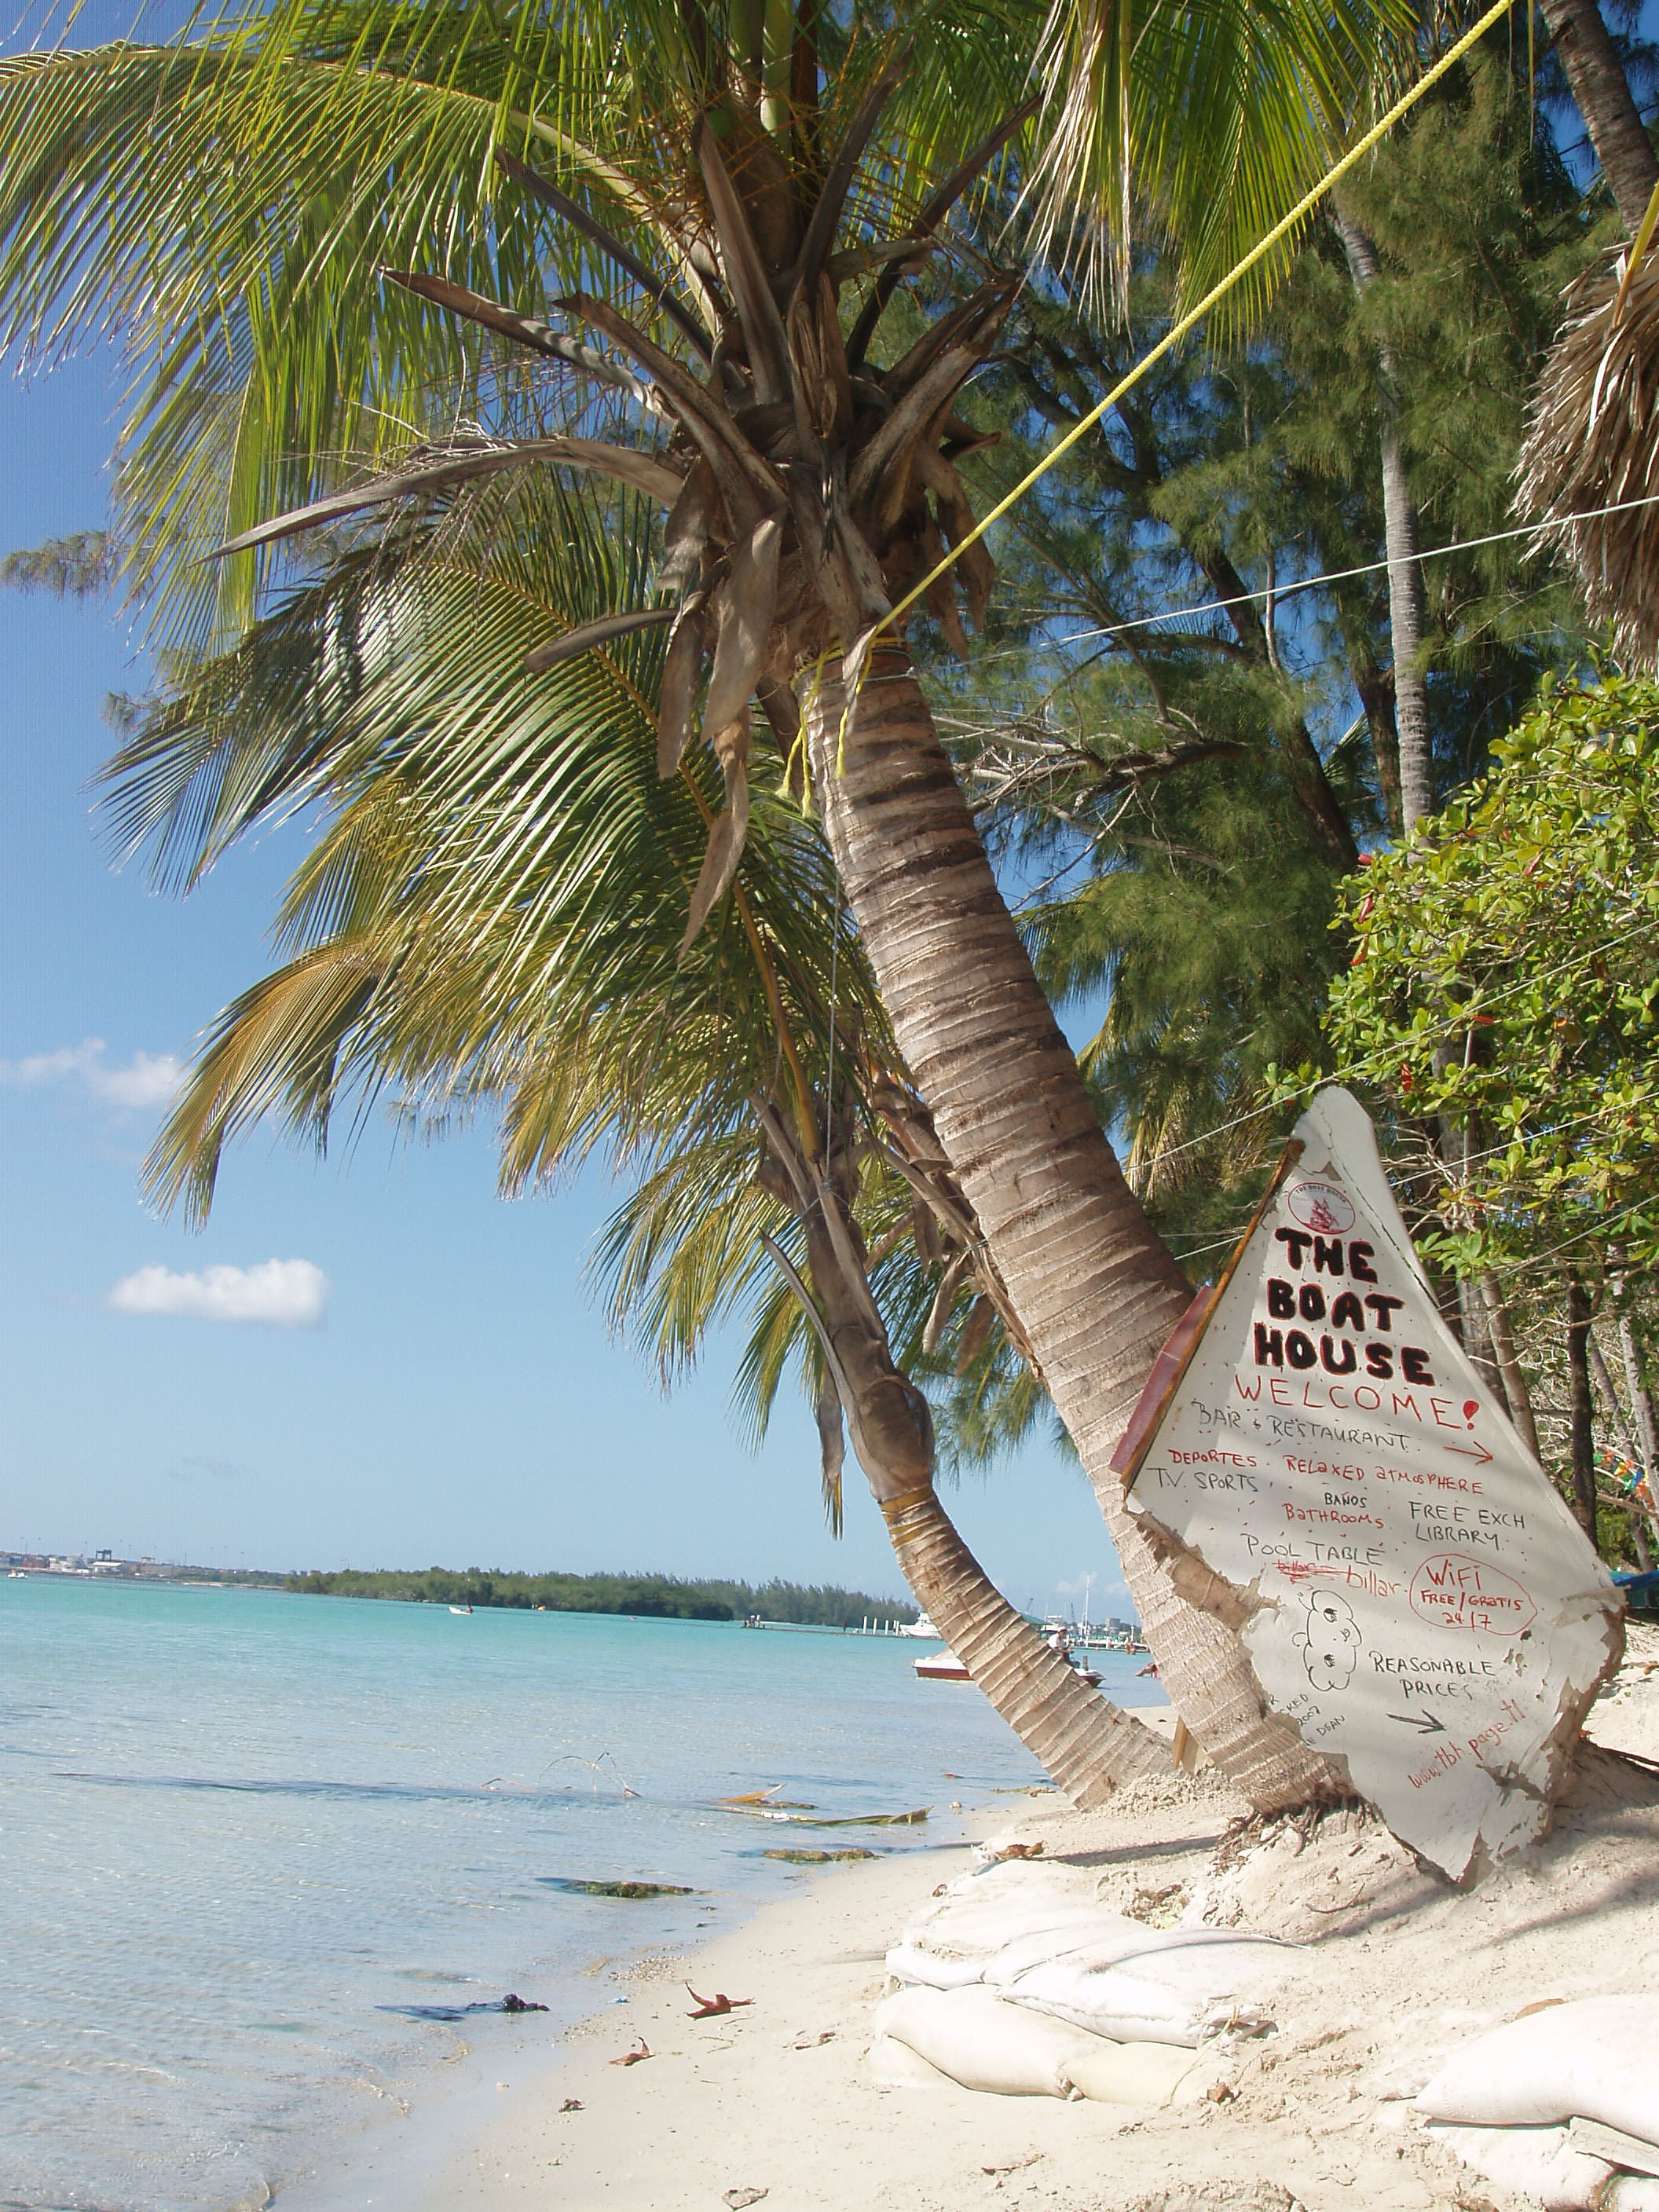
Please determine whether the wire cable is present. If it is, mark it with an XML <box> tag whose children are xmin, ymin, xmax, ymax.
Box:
<box><xmin>945</xmin><ymin>487</ymin><xmax>1659</xmax><ymax>674</ymax></box>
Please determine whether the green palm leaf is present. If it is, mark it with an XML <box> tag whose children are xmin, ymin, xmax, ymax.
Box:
<box><xmin>2</xmin><ymin>0</ymin><xmax>1412</xmax><ymax>659</ymax></box>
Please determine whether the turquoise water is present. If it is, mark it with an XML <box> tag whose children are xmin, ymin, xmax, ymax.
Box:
<box><xmin>0</xmin><ymin>1577</ymin><xmax>1162</xmax><ymax>2210</ymax></box>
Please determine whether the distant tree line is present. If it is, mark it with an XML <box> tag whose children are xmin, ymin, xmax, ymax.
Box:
<box><xmin>284</xmin><ymin>1567</ymin><xmax>917</xmax><ymax>1628</ymax></box>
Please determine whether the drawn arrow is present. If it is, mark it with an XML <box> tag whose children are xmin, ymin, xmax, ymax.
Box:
<box><xmin>1386</xmin><ymin>1710</ymin><xmax>1448</xmax><ymax>1735</ymax></box>
<box><xmin>1444</xmin><ymin>1441</ymin><xmax>1494</xmax><ymax>1465</ymax></box>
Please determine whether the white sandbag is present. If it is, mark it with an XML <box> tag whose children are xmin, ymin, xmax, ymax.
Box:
<box><xmin>873</xmin><ymin>1986</ymin><xmax>1198</xmax><ymax>2106</ymax></box>
<box><xmin>991</xmin><ymin>1926</ymin><xmax>1295</xmax><ymax>2049</ymax></box>
<box><xmin>866</xmin><ymin>2026</ymin><xmax>1195</xmax><ymax>2108</ymax></box>
<box><xmin>1426</xmin><ymin>2123</ymin><xmax>1614</xmax><ymax>2212</ymax></box>
<box><xmin>1569</xmin><ymin>2116</ymin><xmax>1659</xmax><ymax>2178</ymax></box>
<box><xmin>884</xmin><ymin>1941</ymin><xmax>987</xmax><ymax>1991</ymax></box>
<box><xmin>886</xmin><ymin>1914</ymin><xmax>1111</xmax><ymax>1991</ymax></box>
<box><xmin>930</xmin><ymin>1860</ymin><xmax>1098</xmax><ymax>1917</ymax></box>
<box><xmin>1063</xmin><ymin>2038</ymin><xmax>1199</xmax><ymax>2109</ymax></box>
<box><xmin>873</xmin><ymin>1986</ymin><xmax>1093</xmax><ymax>2098</ymax></box>
<box><xmin>1415</xmin><ymin>1997</ymin><xmax>1659</xmax><ymax>2144</ymax></box>
<box><xmin>866</xmin><ymin>2033</ymin><xmax>959</xmax><ymax>2092</ymax></box>
<box><xmin>974</xmin><ymin>1915</ymin><xmax>1166</xmax><ymax>1985</ymax></box>
<box><xmin>1606</xmin><ymin>2180</ymin><xmax>1659</xmax><ymax>2212</ymax></box>
<box><xmin>884</xmin><ymin>1865</ymin><xmax>1110</xmax><ymax>1990</ymax></box>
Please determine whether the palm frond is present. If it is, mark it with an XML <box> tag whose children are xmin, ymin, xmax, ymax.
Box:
<box><xmin>1020</xmin><ymin>0</ymin><xmax>1415</xmax><ymax>324</ymax></box>
<box><xmin>2</xmin><ymin>0</ymin><xmax>1423</xmax><ymax>675</ymax></box>
<box><xmin>1518</xmin><ymin>245</ymin><xmax>1659</xmax><ymax>668</ymax></box>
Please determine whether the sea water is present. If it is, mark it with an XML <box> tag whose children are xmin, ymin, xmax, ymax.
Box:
<box><xmin>0</xmin><ymin>1576</ymin><xmax>1163</xmax><ymax>2210</ymax></box>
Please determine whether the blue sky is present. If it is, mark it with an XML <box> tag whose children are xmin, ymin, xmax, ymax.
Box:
<box><xmin>0</xmin><ymin>343</ymin><xmax>1135</xmax><ymax>1620</ymax></box>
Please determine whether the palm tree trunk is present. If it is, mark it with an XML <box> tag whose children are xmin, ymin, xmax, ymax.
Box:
<box><xmin>802</xmin><ymin>643</ymin><xmax>1346</xmax><ymax>1813</ymax></box>
<box><xmin>880</xmin><ymin>1488</ymin><xmax>1168</xmax><ymax>1804</ymax></box>
<box><xmin>1335</xmin><ymin>207</ymin><xmax>1434</xmax><ymax>830</ymax></box>
<box><xmin>1536</xmin><ymin>0</ymin><xmax>1658</xmax><ymax>236</ymax></box>
<box><xmin>767</xmin><ymin>1113</ymin><xmax>1168</xmax><ymax>1807</ymax></box>
<box><xmin>1374</xmin><ymin>421</ymin><xmax>1434</xmax><ymax>825</ymax></box>
<box><xmin>1354</xmin><ymin>667</ymin><xmax>1404</xmax><ymax>839</ymax></box>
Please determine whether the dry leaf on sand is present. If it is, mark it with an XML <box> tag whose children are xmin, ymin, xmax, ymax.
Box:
<box><xmin>687</xmin><ymin>1985</ymin><xmax>753</xmax><ymax>2020</ymax></box>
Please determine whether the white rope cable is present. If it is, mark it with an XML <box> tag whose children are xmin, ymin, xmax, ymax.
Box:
<box><xmin>940</xmin><ymin>486</ymin><xmax>1659</xmax><ymax>676</ymax></box>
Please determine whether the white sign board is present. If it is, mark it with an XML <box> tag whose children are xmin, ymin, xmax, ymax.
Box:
<box><xmin>1119</xmin><ymin>1087</ymin><xmax>1621</xmax><ymax>1881</ymax></box>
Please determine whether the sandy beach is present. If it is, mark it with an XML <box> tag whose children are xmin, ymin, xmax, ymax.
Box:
<box><xmin>298</xmin><ymin>1626</ymin><xmax>1659</xmax><ymax>2212</ymax></box>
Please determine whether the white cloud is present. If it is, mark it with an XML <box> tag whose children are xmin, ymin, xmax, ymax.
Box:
<box><xmin>170</xmin><ymin>1453</ymin><xmax>258</xmax><ymax>1485</ymax></box>
<box><xmin>108</xmin><ymin>1259</ymin><xmax>331</xmax><ymax>1328</ymax></box>
<box><xmin>91</xmin><ymin>1051</ymin><xmax>185</xmax><ymax>1108</ymax></box>
<box><xmin>0</xmin><ymin>1038</ymin><xmax>183</xmax><ymax>1109</ymax></box>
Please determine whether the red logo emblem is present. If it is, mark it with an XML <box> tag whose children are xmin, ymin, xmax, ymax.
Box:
<box><xmin>1286</xmin><ymin>1181</ymin><xmax>1356</xmax><ymax>1236</ymax></box>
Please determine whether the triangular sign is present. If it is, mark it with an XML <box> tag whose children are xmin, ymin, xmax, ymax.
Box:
<box><xmin>1115</xmin><ymin>1087</ymin><xmax>1621</xmax><ymax>1881</ymax></box>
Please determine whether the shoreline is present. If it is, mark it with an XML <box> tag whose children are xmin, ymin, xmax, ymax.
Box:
<box><xmin>286</xmin><ymin>1646</ymin><xmax>1659</xmax><ymax>2212</ymax></box>
<box><xmin>9</xmin><ymin>1576</ymin><xmax>1095</xmax><ymax>2212</ymax></box>
<box><xmin>2</xmin><ymin>1563</ymin><xmax>930</xmax><ymax>1633</ymax></box>
<box><xmin>279</xmin><ymin>1804</ymin><xmax>1009</xmax><ymax>2211</ymax></box>
<box><xmin>286</xmin><ymin>1807</ymin><xmax>1012</xmax><ymax>2212</ymax></box>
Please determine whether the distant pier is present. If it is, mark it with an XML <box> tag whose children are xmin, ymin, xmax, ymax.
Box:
<box><xmin>741</xmin><ymin>1615</ymin><xmax>917</xmax><ymax>1635</ymax></box>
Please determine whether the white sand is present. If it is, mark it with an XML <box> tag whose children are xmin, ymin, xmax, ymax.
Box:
<box><xmin>314</xmin><ymin>1627</ymin><xmax>1659</xmax><ymax>2212</ymax></box>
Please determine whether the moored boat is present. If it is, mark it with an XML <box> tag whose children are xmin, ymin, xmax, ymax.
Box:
<box><xmin>1038</xmin><ymin>1620</ymin><xmax>1103</xmax><ymax>1688</ymax></box>
<box><xmin>914</xmin><ymin>1640</ymin><xmax>1101</xmax><ymax>1686</ymax></box>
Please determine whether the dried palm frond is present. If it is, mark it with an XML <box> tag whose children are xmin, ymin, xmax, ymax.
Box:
<box><xmin>1518</xmin><ymin>244</ymin><xmax>1659</xmax><ymax>667</ymax></box>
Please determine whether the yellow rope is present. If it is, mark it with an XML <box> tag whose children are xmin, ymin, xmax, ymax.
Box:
<box><xmin>877</xmin><ymin>1484</ymin><xmax>939</xmax><ymax>1529</ymax></box>
<box><xmin>1613</xmin><ymin>172</ymin><xmax>1659</xmax><ymax>323</ymax></box>
<box><xmin>840</xmin><ymin>0</ymin><xmax>1519</xmax><ymax>742</ymax></box>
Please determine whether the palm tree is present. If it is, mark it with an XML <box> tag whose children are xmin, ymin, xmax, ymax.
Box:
<box><xmin>1515</xmin><ymin>2</ymin><xmax>1657</xmax><ymax>651</ymax></box>
<box><xmin>121</xmin><ymin>469</ymin><xmax>1165</xmax><ymax>1803</ymax></box>
<box><xmin>1536</xmin><ymin>0</ymin><xmax>1656</xmax><ymax>236</ymax></box>
<box><xmin>0</xmin><ymin>0</ymin><xmax>1405</xmax><ymax>1808</ymax></box>
<box><xmin>1517</xmin><ymin>236</ymin><xmax>1659</xmax><ymax>662</ymax></box>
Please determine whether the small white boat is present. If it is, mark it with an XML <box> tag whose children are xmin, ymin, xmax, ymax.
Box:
<box><xmin>449</xmin><ymin>1603</ymin><xmax>474</xmax><ymax>1615</ymax></box>
<box><xmin>896</xmin><ymin>1610</ymin><xmax>939</xmax><ymax>1639</ymax></box>
<box><xmin>913</xmin><ymin>1646</ymin><xmax>972</xmax><ymax>1683</ymax></box>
